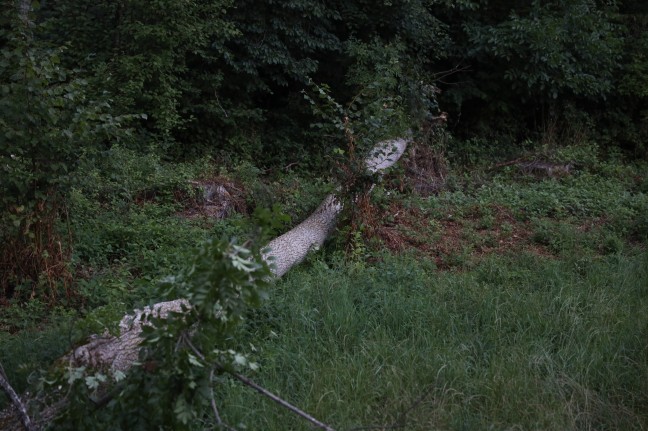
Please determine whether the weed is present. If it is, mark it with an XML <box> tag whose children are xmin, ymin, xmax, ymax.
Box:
<box><xmin>601</xmin><ymin>233</ymin><xmax>624</xmax><ymax>254</ymax></box>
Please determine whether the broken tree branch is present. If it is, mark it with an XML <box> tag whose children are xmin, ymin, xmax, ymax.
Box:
<box><xmin>183</xmin><ymin>332</ymin><xmax>335</xmax><ymax>431</ymax></box>
<box><xmin>230</xmin><ymin>371</ymin><xmax>335</xmax><ymax>431</ymax></box>
<box><xmin>70</xmin><ymin>134</ymin><xmax>411</xmax><ymax>374</ymax></box>
<box><xmin>1</xmin><ymin>134</ymin><xmax>412</xmax><ymax>429</ymax></box>
<box><xmin>0</xmin><ymin>363</ymin><xmax>34</xmax><ymax>431</ymax></box>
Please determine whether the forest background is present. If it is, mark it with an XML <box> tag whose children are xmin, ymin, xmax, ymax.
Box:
<box><xmin>1</xmin><ymin>0</ymin><xmax>647</xmax><ymax>429</ymax></box>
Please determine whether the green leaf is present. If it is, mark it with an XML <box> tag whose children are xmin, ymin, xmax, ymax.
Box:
<box><xmin>234</xmin><ymin>353</ymin><xmax>247</xmax><ymax>366</ymax></box>
<box><xmin>113</xmin><ymin>370</ymin><xmax>126</xmax><ymax>382</ymax></box>
<box><xmin>66</xmin><ymin>367</ymin><xmax>86</xmax><ymax>385</ymax></box>
<box><xmin>187</xmin><ymin>353</ymin><xmax>204</xmax><ymax>367</ymax></box>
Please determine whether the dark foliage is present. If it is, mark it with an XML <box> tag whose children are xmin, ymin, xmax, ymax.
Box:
<box><xmin>1</xmin><ymin>0</ymin><xmax>646</xmax><ymax>303</ymax></box>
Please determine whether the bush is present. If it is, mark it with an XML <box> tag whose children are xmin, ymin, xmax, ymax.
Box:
<box><xmin>0</xmin><ymin>15</ymin><xmax>134</xmax><ymax>303</ymax></box>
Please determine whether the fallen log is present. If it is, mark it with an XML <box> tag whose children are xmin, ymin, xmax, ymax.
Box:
<box><xmin>0</xmin><ymin>135</ymin><xmax>411</xmax><ymax>429</ymax></box>
<box><xmin>72</xmin><ymin>135</ymin><xmax>410</xmax><ymax>372</ymax></box>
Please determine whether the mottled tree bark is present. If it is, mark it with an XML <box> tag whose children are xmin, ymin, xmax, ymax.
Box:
<box><xmin>71</xmin><ymin>136</ymin><xmax>410</xmax><ymax>373</ymax></box>
<box><xmin>0</xmin><ymin>135</ymin><xmax>411</xmax><ymax>429</ymax></box>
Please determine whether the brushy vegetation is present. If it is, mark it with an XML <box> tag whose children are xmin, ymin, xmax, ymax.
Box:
<box><xmin>2</xmin><ymin>137</ymin><xmax>647</xmax><ymax>429</ymax></box>
<box><xmin>1</xmin><ymin>0</ymin><xmax>647</xmax><ymax>429</ymax></box>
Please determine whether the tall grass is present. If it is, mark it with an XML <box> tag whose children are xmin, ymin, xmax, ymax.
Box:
<box><xmin>221</xmin><ymin>250</ymin><xmax>648</xmax><ymax>430</ymax></box>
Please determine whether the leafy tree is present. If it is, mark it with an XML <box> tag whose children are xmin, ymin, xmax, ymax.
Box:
<box><xmin>466</xmin><ymin>0</ymin><xmax>621</xmax><ymax>100</ymax></box>
<box><xmin>32</xmin><ymin>0</ymin><xmax>455</xmax><ymax>165</ymax></box>
<box><xmin>40</xmin><ymin>0</ymin><xmax>238</xmax><ymax>152</ymax></box>
<box><xmin>0</xmin><ymin>10</ymin><xmax>132</xmax><ymax>302</ymax></box>
<box><xmin>602</xmin><ymin>0</ymin><xmax>648</xmax><ymax>157</ymax></box>
<box><xmin>433</xmin><ymin>0</ymin><xmax>628</xmax><ymax>145</ymax></box>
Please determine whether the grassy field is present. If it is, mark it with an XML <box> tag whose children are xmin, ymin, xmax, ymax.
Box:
<box><xmin>1</xmin><ymin>143</ymin><xmax>647</xmax><ymax>429</ymax></box>
<box><xmin>217</xmin><ymin>149</ymin><xmax>648</xmax><ymax>429</ymax></box>
<box><xmin>220</xmin><ymin>249</ymin><xmax>648</xmax><ymax>430</ymax></box>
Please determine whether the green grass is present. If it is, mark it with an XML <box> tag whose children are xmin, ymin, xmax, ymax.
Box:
<box><xmin>222</xmin><ymin>250</ymin><xmax>648</xmax><ymax>430</ymax></box>
<box><xmin>1</xmin><ymin>145</ymin><xmax>647</xmax><ymax>429</ymax></box>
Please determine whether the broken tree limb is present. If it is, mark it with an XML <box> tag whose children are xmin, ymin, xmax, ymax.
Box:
<box><xmin>229</xmin><ymin>371</ymin><xmax>336</xmax><ymax>431</ymax></box>
<box><xmin>264</xmin><ymin>135</ymin><xmax>411</xmax><ymax>277</ymax></box>
<box><xmin>184</xmin><ymin>332</ymin><xmax>335</xmax><ymax>431</ymax></box>
<box><xmin>1</xmin><ymin>134</ymin><xmax>412</xmax><ymax>429</ymax></box>
<box><xmin>0</xmin><ymin>364</ymin><xmax>34</xmax><ymax>431</ymax></box>
<box><xmin>72</xmin><ymin>134</ymin><xmax>411</xmax><ymax>374</ymax></box>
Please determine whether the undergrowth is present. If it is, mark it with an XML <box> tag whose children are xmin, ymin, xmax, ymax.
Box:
<box><xmin>1</xmin><ymin>139</ymin><xmax>647</xmax><ymax>430</ymax></box>
<box><xmin>223</xmin><ymin>250</ymin><xmax>648</xmax><ymax>429</ymax></box>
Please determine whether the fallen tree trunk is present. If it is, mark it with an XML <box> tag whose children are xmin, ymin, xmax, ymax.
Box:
<box><xmin>0</xmin><ymin>135</ymin><xmax>411</xmax><ymax>429</ymax></box>
<box><xmin>71</xmin><ymin>135</ymin><xmax>410</xmax><ymax>374</ymax></box>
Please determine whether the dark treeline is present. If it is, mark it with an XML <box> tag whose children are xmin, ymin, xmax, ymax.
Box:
<box><xmin>6</xmin><ymin>0</ymin><xmax>648</xmax><ymax>158</ymax></box>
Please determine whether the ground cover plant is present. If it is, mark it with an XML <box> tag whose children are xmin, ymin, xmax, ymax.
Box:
<box><xmin>2</xmin><ymin>136</ymin><xmax>647</xmax><ymax>429</ymax></box>
<box><xmin>222</xmin><ymin>249</ymin><xmax>648</xmax><ymax>430</ymax></box>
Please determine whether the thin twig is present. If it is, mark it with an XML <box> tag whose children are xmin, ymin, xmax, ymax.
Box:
<box><xmin>208</xmin><ymin>369</ymin><xmax>237</xmax><ymax>431</ymax></box>
<box><xmin>182</xmin><ymin>332</ymin><xmax>205</xmax><ymax>361</ymax></box>
<box><xmin>0</xmin><ymin>363</ymin><xmax>35</xmax><ymax>431</ymax></box>
<box><xmin>429</xmin><ymin>64</ymin><xmax>472</xmax><ymax>82</ymax></box>
<box><xmin>182</xmin><ymin>340</ymin><xmax>335</xmax><ymax>431</ymax></box>
<box><xmin>488</xmin><ymin>157</ymin><xmax>527</xmax><ymax>170</ymax></box>
<box><xmin>178</xmin><ymin>335</ymin><xmax>236</xmax><ymax>430</ymax></box>
<box><xmin>208</xmin><ymin>369</ymin><xmax>222</xmax><ymax>424</ymax></box>
<box><xmin>182</xmin><ymin>333</ymin><xmax>335</xmax><ymax>431</ymax></box>
<box><xmin>230</xmin><ymin>372</ymin><xmax>336</xmax><ymax>431</ymax></box>
<box><xmin>182</xmin><ymin>334</ymin><xmax>333</xmax><ymax>431</ymax></box>
<box><xmin>283</xmin><ymin>162</ymin><xmax>299</xmax><ymax>171</ymax></box>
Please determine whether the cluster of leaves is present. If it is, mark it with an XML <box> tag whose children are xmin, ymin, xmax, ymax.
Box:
<box><xmin>302</xmin><ymin>38</ymin><xmax>420</xmax><ymax>256</ymax></box>
<box><xmin>436</xmin><ymin>0</ymin><xmax>647</xmax><ymax>154</ymax></box>
<box><xmin>51</xmin><ymin>238</ymin><xmax>270</xmax><ymax>430</ymax></box>
<box><xmin>28</xmin><ymin>0</ymin><xmax>448</xmax><ymax>161</ymax></box>
<box><xmin>40</xmin><ymin>0</ymin><xmax>238</xmax><ymax>151</ymax></box>
<box><xmin>466</xmin><ymin>1</ymin><xmax>621</xmax><ymax>100</ymax></box>
<box><xmin>0</xmin><ymin>11</ymin><xmax>137</xmax><ymax>302</ymax></box>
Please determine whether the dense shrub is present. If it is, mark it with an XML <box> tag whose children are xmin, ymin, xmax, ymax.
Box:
<box><xmin>0</xmin><ymin>13</ymin><xmax>133</xmax><ymax>302</ymax></box>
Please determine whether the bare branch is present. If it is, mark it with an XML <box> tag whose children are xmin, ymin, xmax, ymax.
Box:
<box><xmin>208</xmin><ymin>369</ymin><xmax>236</xmax><ymax>431</ymax></box>
<box><xmin>208</xmin><ymin>369</ymin><xmax>223</xmax><ymax>424</ymax></box>
<box><xmin>230</xmin><ymin>371</ymin><xmax>336</xmax><ymax>431</ymax></box>
<box><xmin>183</xmin><ymin>333</ymin><xmax>334</xmax><ymax>431</ymax></box>
<box><xmin>0</xmin><ymin>363</ymin><xmax>34</xmax><ymax>431</ymax></box>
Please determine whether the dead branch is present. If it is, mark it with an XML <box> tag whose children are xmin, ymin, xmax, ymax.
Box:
<box><xmin>0</xmin><ymin>363</ymin><xmax>34</xmax><ymax>431</ymax></box>
<box><xmin>230</xmin><ymin>372</ymin><xmax>335</xmax><ymax>431</ymax></box>
<box><xmin>183</xmin><ymin>333</ymin><xmax>335</xmax><ymax>431</ymax></box>
<box><xmin>1</xmin><ymin>134</ymin><xmax>412</xmax><ymax>429</ymax></box>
